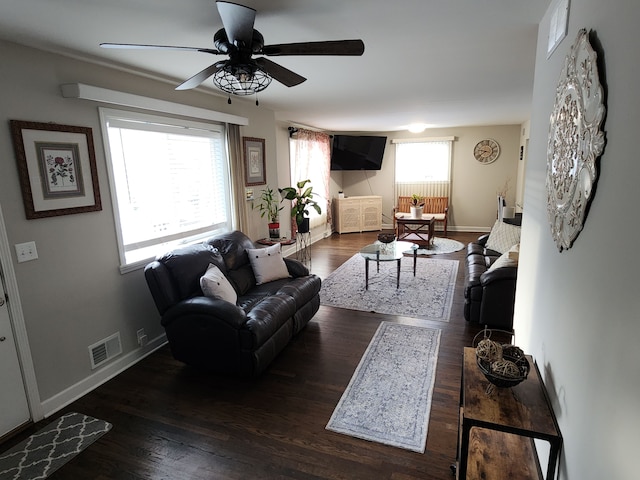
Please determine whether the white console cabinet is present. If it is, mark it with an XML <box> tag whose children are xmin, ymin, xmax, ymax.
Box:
<box><xmin>334</xmin><ymin>196</ymin><xmax>382</xmax><ymax>233</ymax></box>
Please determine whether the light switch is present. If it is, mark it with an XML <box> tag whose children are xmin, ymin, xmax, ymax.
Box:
<box><xmin>15</xmin><ymin>241</ymin><xmax>38</xmax><ymax>263</ymax></box>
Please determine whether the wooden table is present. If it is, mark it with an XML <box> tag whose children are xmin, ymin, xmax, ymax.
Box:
<box><xmin>256</xmin><ymin>238</ymin><xmax>296</xmax><ymax>246</ymax></box>
<box><xmin>395</xmin><ymin>214</ymin><xmax>435</xmax><ymax>247</ymax></box>
<box><xmin>455</xmin><ymin>347</ymin><xmax>562</xmax><ymax>479</ymax></box>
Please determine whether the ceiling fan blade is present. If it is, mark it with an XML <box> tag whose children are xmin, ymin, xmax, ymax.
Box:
<box><xmin>100</xmin><ymin>43</ymin><xmax>220</xmax><ymax>55</ymax></box>
<box><xmin>216</xmin><ymin>1</ymin><xmax>256</xmax><ymax>47</ymax></box>
<box><xmin>175</xmin><ymin>62</ymin><xmax>225</xmax><ymax>90</ymax></box>
<box><xmin>255</xmin><ymin>58</ymin><xmax>306</xmax><ymax>87</ymax></box>
<box><xmin>261</xmin><ymin>39</ymin><xmax>365</xmax><ymax>56</ymax></box>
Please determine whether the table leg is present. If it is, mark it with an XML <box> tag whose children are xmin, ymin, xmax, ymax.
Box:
<box><xmin>458</xmin><ymin>424</ymin><xmax>471</xmax><ymax>479</ymax></box>
<box><xmin>547</xmin><ymin>440</ymin><xmax>561</xmax><ymax>480</ymax></box>
<box><xmin>396</xmin><ymin>258</ymin><xmax>401</xmax><ymax>288</ymax></box>
<box><xmin>376</xmin><ymin>251</ymin><xmax>380</xmax><ymax>272</ymax></box>
<box><xmin>365</xmin><ymin>258</ymin><xmax>369</xmax><ymax>290</ymax></box>
<box><xmin>413</xmin><ymin>249</ymin><xmax>417</xmax><ymax>276</ymax></box>
<box><xmin>429</xmin><ymin>220</ymin><xmax>435</xmax><ymax>246</ymax></box>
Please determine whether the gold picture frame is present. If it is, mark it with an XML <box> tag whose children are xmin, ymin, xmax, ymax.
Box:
<box><xmin>10</xmin><ymin>120</ymin><xmax>102</xmax><ymax>219</ymax></box>
<box><xmin>243</xmin><ymin>136</ymin><xmax>266</xmax><ymax>186</ymax></box>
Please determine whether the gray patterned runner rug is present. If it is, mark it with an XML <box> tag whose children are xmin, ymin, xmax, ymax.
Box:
<box><xmin>0</xmin><ymin>412</ymin><xmax>111</xmax><ymax>479</ymax></box>
<box><xmin>326</xmin><ymin>321</ymin><xmax>441</xmax><ymax>452</ymax></box>
<box><xmin>320</xmin><ymin>255</ymin><xmax>458</xmax><ymax>322</ymax></box>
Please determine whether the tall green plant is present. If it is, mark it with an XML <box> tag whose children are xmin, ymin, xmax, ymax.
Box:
<box><xmin>279</xmin><ymin>179</ymin><xmax>322</xmax><ymax>226</ymax></box>
<box><xmin>254</xmin><ymin>186</ymin><xmax>283</xmax><ymax>223</ymax></box>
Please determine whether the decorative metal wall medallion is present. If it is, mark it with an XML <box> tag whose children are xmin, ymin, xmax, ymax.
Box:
<box><xmin>546</xmin><ymin>29</ymin><xmax>606</xmax><ymax>251</ymax></box>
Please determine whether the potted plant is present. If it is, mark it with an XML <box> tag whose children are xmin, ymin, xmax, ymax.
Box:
<box><xmin>254</xmin><ymin>186</ymin><xmax>283</xmax><ymax>239</ymax></box>
<box><xmin>279</xmin><ymin>179</ymin><xmax>322</xmax><ymax>234</ymax></box>
<box><xmin>410</xmin><ymin>194</ymin><xmax>424</xmax><ymax>219</ymax></box>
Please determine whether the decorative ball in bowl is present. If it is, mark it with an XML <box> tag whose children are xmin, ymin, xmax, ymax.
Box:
<box><xmin>476</xmin><ymin>341</ymin><xmax>530</xmax><ymax>388</ymax></box>
<box><xmin>377</xmin><ymin>233</ymin><xmax>396</xmax><ymax>243</ymax></box>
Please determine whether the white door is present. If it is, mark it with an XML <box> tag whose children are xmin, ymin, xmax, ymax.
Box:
<box><xmin>0</xmin><ymin>283</ymin><xmax>30</xmax><ymax>437</ymax></box>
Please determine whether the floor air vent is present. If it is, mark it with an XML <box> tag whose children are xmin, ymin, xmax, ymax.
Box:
<box><xmin>89</xmin><ymin>332</ymin><xmax>122</xmax><ymax>369</ymax></box>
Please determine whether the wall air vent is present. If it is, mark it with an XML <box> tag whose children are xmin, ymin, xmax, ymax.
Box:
<box><xmin>89</xmin><ymin>332</ymin><xmax>122</xmax><ymax>369</ymax></box>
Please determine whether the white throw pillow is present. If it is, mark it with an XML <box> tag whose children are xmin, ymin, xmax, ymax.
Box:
<box><xmin>200</xmin><ymin>263</ymin><xmax>237</xmax><ymax>304</ymax></box>
<box><xmin>485</xmin><ymin>220</ymin><xmax>521</xmax><ymax>254</ymax></box>
<box><xmin>488</xmin><ymin>250</ymin><xmax>518</xmax><ymax>272</ymax></box>
<box><xmin>246</xmin><ymin>243</ymin><xmax>290</xmax><ymax>285</ymax></box>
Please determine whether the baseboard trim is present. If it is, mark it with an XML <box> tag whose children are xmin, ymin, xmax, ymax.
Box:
<box><xmin>40</xmin><ymin>333</ymin><xmax>167</xmax><ymax>418</ymax></box>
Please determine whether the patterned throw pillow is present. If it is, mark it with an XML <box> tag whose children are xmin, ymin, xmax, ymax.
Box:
<box><xmin>485</xmin><ymin>220</ymin><xmax>521</xmax><ymax>254</ymax></box>
<box><xmin>246</xmin><ymin>243</ymin><xmax>290</xmax><ymax>285</ymax></box>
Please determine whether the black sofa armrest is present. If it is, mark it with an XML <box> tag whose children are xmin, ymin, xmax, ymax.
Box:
<box><xmin>480</xmin><ymin>265</ymin><xmax>518</xmax><ymax>286</ymax></box>
<box><xmin>284</xmin><ymin>257</ymin><xmax>309</xmax><ymax>277</ymax></box>
<box><xmin>477</xmin><ymin>233</ymin><xmax>490</xmax><ymax>246</ymax></box>
<box><xmin>161</xmin><ymin>296</ymin><xmax>247</xmax><ymax>330</ymax></box>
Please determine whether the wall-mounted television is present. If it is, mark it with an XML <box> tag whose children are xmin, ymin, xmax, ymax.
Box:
<box><xmin>330</xmin><ymin>135</ymin><xmax>387</xmax><ymax>171</ymax></box>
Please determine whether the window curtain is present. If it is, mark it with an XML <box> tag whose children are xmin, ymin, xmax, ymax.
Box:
<box><xmin>289</xmin><ymin>129</ymin><xmax>331</xmax><ymax>230</ymax></box>
<box><xmin>227</xmin><ymin>124</ymin><xmax>249</xmax><ymax>232</ymax></box>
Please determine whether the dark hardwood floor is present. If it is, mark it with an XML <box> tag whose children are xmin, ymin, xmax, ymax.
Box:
<box><xmin>4</xmin><ymin>231</ymin><xmax>490</xmax><ymax>479</ymax></box>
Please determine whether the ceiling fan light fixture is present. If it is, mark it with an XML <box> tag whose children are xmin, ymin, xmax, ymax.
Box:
<box><xmin>212</xmin><ymin>63</ymin><xmax>272</xmax><ymax>96</ymax></box>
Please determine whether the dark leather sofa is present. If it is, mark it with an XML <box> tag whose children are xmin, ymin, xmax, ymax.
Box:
<box><xmin>464</xmin><ymin>234</ymin><xmax>518</xmax><ymax>329</ymax></box>
<box><xmin>144</xmin><ymin>230</ymin><xmax>321</xmax><ymax>376</ymax></box>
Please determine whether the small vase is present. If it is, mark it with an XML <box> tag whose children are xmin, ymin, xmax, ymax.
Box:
<box><xmin>410</xmin><ymin>206</ymin><xmax>424</xmax><ymax>219</ymax></box>
<box><xmin>268</xmin><ymin>222</ymin><xmax>280</xmax><ymax>239</ymax></box>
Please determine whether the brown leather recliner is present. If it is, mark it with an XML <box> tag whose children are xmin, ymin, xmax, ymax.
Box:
<box><xmin>144</xmin><ymin>230</ymin><xmax>321</xmax><ymax>376</ymax></box>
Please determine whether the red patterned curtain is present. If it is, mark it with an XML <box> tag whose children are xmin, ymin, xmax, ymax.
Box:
<box><xmin>290</xmin><ymin>129</ymin><xmax>331</xmax><ymax>230</ymax></box>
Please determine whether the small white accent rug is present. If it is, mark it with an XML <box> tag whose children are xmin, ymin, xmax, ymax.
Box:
<box><xmin>326</xmin><ymin>321</ymin><xmax>441</xmax><ymax>452</ymax></box>
<box><xmin>408</xmin><ymin>237</ymin><xmax>465</xmax><ymax>256</ymax></box>
<box><xmin>320</xmin><ymin>255</ymin><xmax>458</xmax><ymax>322</ymax></box>
<box><xmin>0</xmin><ymin>412</ymin><xmax>111</xmax><ymax>479</ymax></box>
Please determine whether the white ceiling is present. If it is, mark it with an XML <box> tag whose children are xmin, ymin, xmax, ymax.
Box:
<box><xmin>0</xmin><ymin>0</ymin><xmax>550</xmax><ymax>132</ymax></box>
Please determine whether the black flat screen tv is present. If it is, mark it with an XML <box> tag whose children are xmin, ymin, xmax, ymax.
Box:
<box><xmin>330</xmin><ymin>135</ymin><xmax>387</xmax><ymax>170</ymax></box>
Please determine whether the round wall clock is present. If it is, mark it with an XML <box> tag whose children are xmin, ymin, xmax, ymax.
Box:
<box><xmin>546</xmin><ymin>29</ymin><xmax>606</xmax><ymax>252</ymax></box>
<box><xmin>473</xmin><ymin>139</ymin><xmax>500</xmax><ymax>164</ymax></box>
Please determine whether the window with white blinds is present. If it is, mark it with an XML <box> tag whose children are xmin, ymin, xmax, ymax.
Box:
<box><xmin>100</xmin><ymin>108</ymin><xmax>232</xmax><ymax>270</ymax></box>
<box><xmin>393</xmin><ymin>137</ymin><xmax>454</xmax><ymax>198</ymax></box>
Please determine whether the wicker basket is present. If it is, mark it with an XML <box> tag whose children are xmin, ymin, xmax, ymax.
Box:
<box><xmin>473</xmin><ymin>329</ymin><xmax>530</xmax><ymax>389</ymax></box>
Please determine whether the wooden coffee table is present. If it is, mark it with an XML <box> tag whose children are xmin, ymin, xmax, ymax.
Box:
<box><xmin>395</xmin><ymin>214</ymin><xmax>436</xmax><ymax>247</ymax></box>
<box><xmin>359</xmin><ymin>241</ymin><xmax>418</xmax><ymax>289</ymax></box>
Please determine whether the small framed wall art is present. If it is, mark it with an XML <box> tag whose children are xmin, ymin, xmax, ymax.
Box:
<box><xmin>243</xmin><ymin>136</ymin><xmax>266</xmax><ymax>186</ymax></box>
<box><xmin>10</xmin><ymin>120</ymin><xmax>102</xmax><ymax>219</ymax></box>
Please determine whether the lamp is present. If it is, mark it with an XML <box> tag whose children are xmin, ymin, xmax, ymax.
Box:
<box><xmin>212</xmin><ymin>62</ymin><xmax>272</xmax><ymax>96</ymax></box>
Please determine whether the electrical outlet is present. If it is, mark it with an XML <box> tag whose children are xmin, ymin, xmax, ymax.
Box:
<box><xmin>15</xmin><ymin>241</ymin><xmax>38</xmax><ymax>263</ymax></box>
<box><xmin>136</xmin><ymin>328</ymin><xmax>148</xmax><ymax>346</ymax></box>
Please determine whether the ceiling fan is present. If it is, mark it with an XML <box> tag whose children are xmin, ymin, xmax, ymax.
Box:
<box><xmin>100</xmin><ymin>1</ymin><xmax>364</xmax><ymax>100</ymax></box>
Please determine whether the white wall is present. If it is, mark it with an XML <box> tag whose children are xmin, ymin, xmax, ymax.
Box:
<box><xmin>0</xmin><ymin>40</ymin><xmax>277</xmax><ymax>415</ymax></box>
<box><xmin>516</xmin><ymin>1</ymin><xmax>640</xmax><ymax>479</ymax></box>
<box><xmin>332</xmin><ymin>125</ymin><xmax>521</xmax><ymax>232</ymax></box>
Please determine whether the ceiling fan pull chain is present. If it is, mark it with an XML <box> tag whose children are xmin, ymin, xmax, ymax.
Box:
<box><xmin>227</xmin><ymin>96</ymin><xmax>232</xmax><ymax>105</ymax></box>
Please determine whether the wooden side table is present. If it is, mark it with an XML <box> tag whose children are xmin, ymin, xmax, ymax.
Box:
<box><xmin>395</xmin><ymin>215</ymin><xmax>435</xmax><ymax>247</ymax></box>
<box><xmin>256</xmin><ymin>238</ymin><xmax>295</xmax><ymax>246</ymax></box>
<box><xmin>454</xmin><ymin>347</ymin><xmax>562</xmax><ymax>479</ymax></box>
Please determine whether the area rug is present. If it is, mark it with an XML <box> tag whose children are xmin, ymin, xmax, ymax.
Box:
<box><xmin>326</xmin><ymin>321</ymin><xmax>441</xmax><ymax>452</ymax></box>
<box><xmin>0</xmin><ymin>412</ymin><xmax>112</xmax><ymax>479</ymax></box>
<box><xmin>403</xmin><ymin>237</ymin><xmax>465</xmax><ymax>256</ymax></box>
<box><xmin>320</xmin><ymin>254</ymin><xmax>458</xmax><ymax>322</ymax></box>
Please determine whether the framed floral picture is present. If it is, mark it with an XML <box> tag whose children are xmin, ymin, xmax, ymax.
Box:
<box><xmin>243</xmin><ymin>136</ymin><xmax>266</xmax><ymax>186</ymax></box>
<box><xmin>10</xmin><ymin>120</ymin><xmax>102</xmax><ymax>219</ymax></box>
